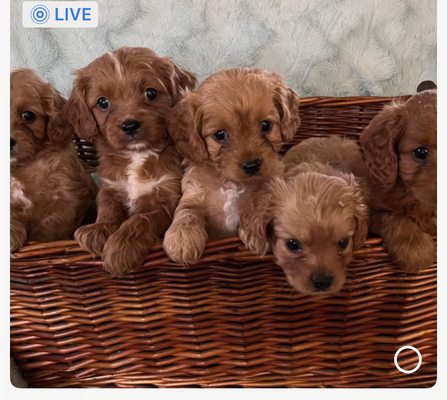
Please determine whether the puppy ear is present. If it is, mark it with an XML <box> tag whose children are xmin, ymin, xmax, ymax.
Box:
<box><xmin>65</xmin><ymin>74</ymin><xmax>99</xmax><ymax>140</ymax></box>
<box><xmin>168</xmin><ymin>91</ymin><xmax>208</xmax><ymax>163</ymax></box>
<box><xmin>360</xmin><ymin>103</ymin><xmax>404</xmax><ymax>190</ymax></box>
<box><xmin>273</xmin><ymin>79</ymin><xmax>301</xmax><ymax>142</ymax></box>
<box><xmin>239</xmin><ymin>180</ymin><xmax>277</xmax><ymax>256</ymax></box>
<box><xmin>353</xmin><ymin>189</ymin><xmax>369</xmax><ymax>249</ymax></box>
<box><xmin>45</xmin><ymin>87</ymin><xmax>72</xmax><ymax>144</ymax></box>
<box><xmin>169</xmin><ymin>64</ymin><xmax>197</xmax><ymax>104</ymax></box>
<box><xmin>342</xmin><ymin>174</ymin><xmax>369</xmax><ymax>249</ymax></box>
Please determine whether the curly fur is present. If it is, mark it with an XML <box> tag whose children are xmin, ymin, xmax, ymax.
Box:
<box><xmin>10</xmin><ymin>68</ymin><xmax>97</xmax><ymax>252</ymax></box>
<box><xmin>66</xmin><ymin>47</ymin><xmax>196</xmax><ymax>275</ymax></box>
<box><xmin>239</xmin><ymin>136</ymin><xmax>368</xmax><ymax>295</ymax></box>
<box><xmin>163</xmin><ymin>67</ymin><xmax>300</xmax><ymax>265</ymax></box>
<box><xmin>360</xmin><ymin>88</ymin><xmax>437</xmax><ymax>271</ymax></box>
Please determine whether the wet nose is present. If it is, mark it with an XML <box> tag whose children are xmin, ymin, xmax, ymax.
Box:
<box><xmin>241</xmin><ymin>159</ymin><xmax>262</xmax><ymax>175</ymax></box>
<box><xmin>121</xmin><ymin>119</ymin><xmax>141</xmax><ymax>135</ymax></box>
<box><xmin>311</xmin><ymin>272</ymin><xmax>334</xmax><ymax>292</ymax></box>
<box><xmin>10</xmin><ymin>138</ymin><xmax>16</xmax><ymax>152</ymax></box>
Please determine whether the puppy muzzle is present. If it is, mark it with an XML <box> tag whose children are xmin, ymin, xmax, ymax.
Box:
<box><xmin>121</xmin><ymin>119</ymin><xmax>141</xmax><ymax>136</ymax></box>
<box><xmin>10</xmin><ymin>138</ymin><xmax>17</xmax><ymax>157</ymax></box>
<box><xmin>241</xmin><ymin>159</ymin><xmax>262</xmax><ymax>176</ymax></box>
<box><xmin>310</xmin><ymin>271</ymin><xmax>334</xmax><ymax>292</ymax></box>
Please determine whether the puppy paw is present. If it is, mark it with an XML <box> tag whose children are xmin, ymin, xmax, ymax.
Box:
<box><xmin>10</xmin><ymin>223</ymin><xmax>27</xmax><ymax>253</ymax></box>
<box><xmin>163</xmin><ymin>221</ymin><xmax>208</xmax><ymax>265</ymax></box>
<box><xmin>239</xmin><ymin>227</ymin><xmax>270</xmax><ymax>256</ymax></box>
<box><xmin>74</xmin><ymin>222</ymin><xmax>118</xmax><ymax>256</ymax></box>
<box><xmin>102</xmin><ymin>230</ymin><xmax>149</xmax><ymax>276</ymax></box>
<box><xmin>386</xmin><ymin>231</ymin><xmax>436</xmax><ymax>272</ymax></box>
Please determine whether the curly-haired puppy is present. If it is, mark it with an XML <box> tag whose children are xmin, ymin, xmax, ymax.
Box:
<box><xmin>10</xmin><ymin>68</ymin><xmax>97</xmax><ymax>252</ymax></box>
<box><xmin>163</xmin><ymin>68</ymin><xmax>300</xmax><ymax>265</ymax></box>
<box><xmin>239</xmin><ymin>136</ymin><xmax>368</xmax><ymax>295</ymax></box>
<box><xmin>360</xmin><ymin>87</ymin><xmax>436</xmax><ymax>271</ymax></box>
<box><xmin>66</xmin><ymin>47</ymin><xmax>196</xmax><ymax>275</ymax></box>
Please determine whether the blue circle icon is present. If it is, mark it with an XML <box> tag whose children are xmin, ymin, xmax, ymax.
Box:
<box><xmin>30</xmin><ymin>5</ymin><xmax>50</xmax><ymax>25</ymax></box>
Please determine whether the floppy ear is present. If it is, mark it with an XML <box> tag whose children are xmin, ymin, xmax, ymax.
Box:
<box><xmin>342</xmin><ymin>174</ymin><xmax>369</xmax><ymax>249</ymax></box>
<box><xmin>360</xmin><ymin>103</ymin><xmax>404</xmax><ymax>190</ymax></box>
<box><xmin>238</xmin><ymin>180</ymin><xmax>277</xmax><ymax>256</ymax></box>
<box><xmin>273</xmin><ymin>78</ymin><xmax>301</xmax><ymax>142</ymax></box>
<box><xmin>169</xmin><ymin>63</ymin><xmax>197</xmax><ymax>104</ymax></box>
<box><xmin>65</xmin><ymin>74</ymin><xmax>99</xmax><ymax>140</ymax></box>
<box><xmin>45</xmin><ymin>86</ymin><xmax>72</xmax><ymax>144</ymax></box>
<box><xmin>353</xmin><ymin>187</ymin><xmax>369</xmax><ymax>249</ymax></box>
<box><xmin>168</xmin><ymin>91</ymin><xmax>208</xmax><ymax>163</ymax></box>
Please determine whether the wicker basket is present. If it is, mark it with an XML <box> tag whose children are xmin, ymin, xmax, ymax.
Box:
<box><xmin>10</xmin><ymin>96</ymin><xmax>437</xmax><ymax>388</ymax></box>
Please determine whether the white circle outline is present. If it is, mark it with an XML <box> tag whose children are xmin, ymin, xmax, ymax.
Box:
<box><xmin>394</xmin><ymin>345</ymin><xmax>422</xmax><ymax>374</ymax></box>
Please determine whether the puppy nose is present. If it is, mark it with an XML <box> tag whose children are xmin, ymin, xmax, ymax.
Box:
<box><xmin>311</xmin><ymin>272</ymin><xmax>334</xmax><ymax>292</ymax></box>
<box><xmin>241</xmin><ymin>159</ymin><xmax>262</xmax><ymax>175</ymax></box>
<box><xmin>10</xmin><ymin>138</ymin><xmax>16</xmax><ymax>151</ymax></box>
<box><xmin>121</xmin><ymin>119</ymin><xmax>141</xmax><ymax>135</ymax></box>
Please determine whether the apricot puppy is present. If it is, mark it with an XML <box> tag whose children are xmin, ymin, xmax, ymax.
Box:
<box><xmin>163</xmin><ymin>68</ymin><xmax>300</xmax><ymax>265</ymax></box>
<box><xmin>239</xmin><ymin>137</ymin><xmax>368</xmax><ymax>295</ymax></box>
<box><xmin>10</xmin><ymin>68</ymin><xmax>96</xmax><ymax>252</ymax></box>
<box><xmin>66</xmin><ymin>47</ymin><xmax>196</xmax><ymax>275</ymax></box>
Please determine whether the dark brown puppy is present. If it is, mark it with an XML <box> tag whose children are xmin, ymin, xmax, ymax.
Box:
<box><xmin>10</xmin><ymin>68</ymin><xmax>96</xmax><ymax>252</ymax></box>
<box><xmin>360</xmin><ymin>87</ymin><xmax>437</xmax><ymax>271</ymax></box>
<box><xmin>66</xmin><ymin>47</ymin><xmax>196</xmax><ymax>275</ymax></box>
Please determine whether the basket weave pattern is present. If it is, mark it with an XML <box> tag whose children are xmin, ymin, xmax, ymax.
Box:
<box><xmin>10</xmin><ymin>97</ymin><xmax>436</xmax><ymax>388</ymax></box>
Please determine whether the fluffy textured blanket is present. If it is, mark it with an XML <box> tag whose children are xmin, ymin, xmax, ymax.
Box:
<box><xmin>11</xmin><ymin>0</ymin><xmax>436</xmax><ymax>97</ymax></box>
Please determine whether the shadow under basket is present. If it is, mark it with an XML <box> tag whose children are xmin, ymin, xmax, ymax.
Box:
<box><xmin>10</xmin><ymin>96</ymin><xmax>437</xmax><ymax>388</ymax></box>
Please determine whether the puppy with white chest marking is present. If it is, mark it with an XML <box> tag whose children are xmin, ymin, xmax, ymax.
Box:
<box><xmin>239</xmin><ymin>136</ymin><xmax>369</xmax><ymax>295</ymax></box>
<box><xmin>66</xmin><ymin>47</ymin><xmax>196</xmax><ymax>275</ymax></box>
<box><xmin>163</xmin><ymin>68</ymin><xmax>300</xmax><ymax>265</ymax></box>
<box><xmin>10</xmin><ymin>68</ymin><xmax>97</xmax><ymax>252</ymax></box>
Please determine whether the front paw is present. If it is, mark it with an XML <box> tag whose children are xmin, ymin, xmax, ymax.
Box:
<box><xmin>10</xmin><ymin>224</ymin><xmax>27</xmax><ymax>253</ymax></box>
<box><xmin>163</xmin><ymin>221</ymin><xmax>208</xmax><ymax>265</ymax></box>
<box><xmin>239</xmin><ymin>227</ymin><xmax>270</xmax><ymax>256</ymax></box>
<box><xmin>74</xmin><ymin>222</ymin><xmax>118</xmax><ymax>256</ymax></box>
<box><xmin>101</xmin><ymin>230</ymin><xmax>149</xmax><ymax>276</ymax></box>
<box><xmin>386</xmin><ymin>231</ymin><xmax>436</xmax><ymax>272</ymax></box>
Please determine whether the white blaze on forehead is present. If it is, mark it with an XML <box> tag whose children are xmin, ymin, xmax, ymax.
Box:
<box><xmin>108</xmin><ymin>52</ymin><xmax>123</xmax><ymax>80</ymax></box>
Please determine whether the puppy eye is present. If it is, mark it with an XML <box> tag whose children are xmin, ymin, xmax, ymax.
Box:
<box><xmin>286</xmin><ymin>239</ymin><xmax>303</xmax><ymax>252</ymax></box>
<box><xmin>21</xmin><ymin>111</ymin><xmax>36</xmax><ymax>122</ymax></box>
<box><xmin>337</xmin><ymin>238</ymin><xmax>350</xmax><ymax>250</ymax></box>
<box><xmin>145</xmin><ymin>88</ymin><xmax>158</xmax><ymax>101</ymax></box>
<box><xmin>260</xmin><ymin>120</ymin><xmax>272</xmax><ymax>133</ymax></box>
<box><xmin>96</xmin><ymin>97</ymin><xmax>110</xmax><ymax>110</ymax></box>
<box><xmin>213</xmin><ymin>130</ymin><xmax>229</xmax><ymax>143</ymax></box>
<box><xmin>412</xmin><ymin>146</ymin><xmax>429</xmax><ymax>161</ymax></box>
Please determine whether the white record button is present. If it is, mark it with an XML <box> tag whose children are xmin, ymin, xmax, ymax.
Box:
<box><xmin>394</xmin><ymin>346</ymin><xmax>422</xmax><ymax>374</ymax></box>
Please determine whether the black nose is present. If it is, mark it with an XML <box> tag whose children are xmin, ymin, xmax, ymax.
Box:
<box><xmin>121</xmin><ymin>119</ymin><xmax>141</xmax><ymax>135</ymax></box>
<box><xmin>241</xmin><ymin>159</ymin><xmax>262</xmax><ymax>175</ymax></box>
<box><xmin>10</xmin><ymin>138</ymin><xmax>16</xmax><ymax>151</ymax></box>
<box><xmin>311</xmin><ymin>272</ymin><xmax>334</xmax><ymax>292</ymax></box>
